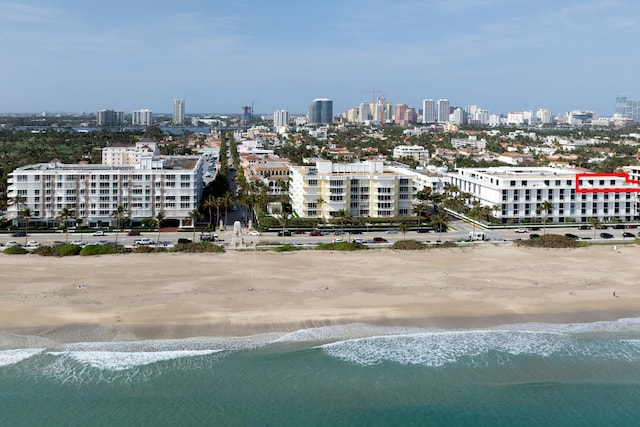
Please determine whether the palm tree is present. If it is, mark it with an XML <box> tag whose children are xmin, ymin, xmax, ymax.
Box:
<box><xmin>398</xmin><ymin>223</ymin><xmax>408</xmax><ymax>241</ymax></box>
<box><xmin>18</xmin><ymin>207</ymin><xmax>32</xmax><ymax>245</ymax></box>
<box><xmin>155</xmin><ymin>210</ymin><xmax>165</xmax><ymax>244</ymax></box>
<box><xmin>111</xmin><ymin>205</ymin><xmax>128</xmax><ymax>249</ymax></box>
<box><xmin>315</xmin><ymin>196</ymin><xmax>326</xmax><ymax>221</ymax></box>
<box><xmin>430</xmin><ymin>211</ymin><xmax>448</xmax><ymax>242</ymax></box>
<box><xmin>201</xmin><ymin>195</ymin><xmax>218</xmax><ymax>229</ymax></box>
<box><xmin>332</xmin><ymin>209</ymin><xmax>349</xmax><ymax>235</ymax></box>
<box><xmin>536</xmin><ymin>200</ymin><xmax>554</xmax><ymax>236</ymax></box>
<box><xmin>588</xmin><ymin>217</ymin><xmax>600</xmax><ymax>240</ymax></box>
<box><xmin>188</xmin><ymin>209</ymin><xmax>203</xmax><ymax>241</ymax></box>
<box><xmin>56</xmin><ymin>207</ymin><xmax>75</xmax><ymax>243</ymax></box>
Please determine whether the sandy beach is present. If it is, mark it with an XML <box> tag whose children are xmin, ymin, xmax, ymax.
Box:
<box><xmin>1</xmin><ymin>244</ymin><xmax>638</xmax><ymax>343</ymax></box>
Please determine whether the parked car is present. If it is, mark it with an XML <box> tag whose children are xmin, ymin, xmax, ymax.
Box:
<box><xmin>127</xmin><ymin>231</ymin><xmax>141</xmax><ymax>236</ymax></box>
<box><xmin>12</xmin><ymin>231</ymin><xmax>26</xmax><ymax>237</ymax></box>
<box><xmin>600</xmin><ymin>232</ymin><xmax>614</xmax><ymax>239</ymax></box>
<box><xmin>352</xmin><ymin>238</ymin><xmax>366</xmax><ymax>244</ymax></box>
<box><xmin>626</xmin><ymin>225</ymin><xmax>638</xmax><ymax>229</ymax></box>
<box><xmin>70</xmin><ymin>240</ymin><xmax>86</xmax><ymax>246</ymax></box>
<box><xmin>564</xmin><ymin>233</ymin><xmax>578</xmax><ymax>239</ymax></box>
<box><xmin>578</xmin><ymin>225</ymin><xmax>591</xmax><ymax>230</ymax></box>
<box><xmin>177</xmin><ymin>238</ymin><xmax>192</xmax><ymax>244</ymax></box>
<box><xmin>134</xmin><ymin>238</ymin><xmax>154</xmax><ymax>245</ymax></box>
<box><xmin>385</xmin><ymin>229</ymin><xmax>398</xmax><ymax>234</ymax></box>
<box><xmin>622</xmin><ymin>232</ymin><xmax>635</xmax><ymax>238</ymax></box>
<box><xmin>25</xmin><ymin>241</ymin><xmax>40</xmax><ymax>248</ymax></box>
<box><xmin>416</xmin><ymin>228</ymin><xmax>430</xmax><ymax>233</ymax></box>
<box><xmin>199</xmin><ymin>232</ymin><xmax>218</xmax><ymax>242</ymax></box>
<box><xmin>529</xmin><ymin>234</ymin><xmax>540</xmax><ymax>239</ymax></box>
<box><xmin>612</xmin><ymin>224</ymin><xmax>625</xmax><ymax>229</ymax></box>
<box><xmin>309</xmin><ymin>231</ymin><xmax>322</xmax><ymax>236</ymax></box>
<box><xmin>372</xmin><ymin>237</ymin><xmax>388</xmax><ymax>243</ymax></box>
<box><xmin>248</xmin><ymin>230</ymin><xmax>261</xmax><ymax>236</ymax></box>
<box><xmin>93</xmin><ymin>230</ymin><xmax>106</xmax><ymax>236</ymax></box>
<box><xmin>5</xmin><ymin>240</ymin><xmax>21</xmax><ymax>247</ymax></box>
<box><xmin>515</xmin><ymin>228</ymin><xmax>528</xmax><ymax>233</ymax></box>
<box><xmin>350</xmin><ymin>230</ymin><xmax>363</xmax><ymax>235</ymax></box>
<box><xmin>292</xmin><ymin>230</ymin><xmax>307</xmax><ymax>235</ymax></box>
<box><xmin>277</xmin><ymin>230</ymin><xmax>292</xmax><ymax>237</ymax></box>
<box><xmin>529</xmin><ymin>227</ymin><xmax>541</xmax><ymax>231</ymax></box>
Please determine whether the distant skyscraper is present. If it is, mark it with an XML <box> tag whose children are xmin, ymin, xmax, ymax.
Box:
<box><xmin>358</xmin><ymin>102</ymin><xmax>371</xmax><ymax>123</ymax></box>
<box><xmin>132</xmin><ymin>109</ymin><xmax>152</xmax><ymax>126</ymax></box>
<box><xmin>96</xmin><ymin>109</ymin><xmax>124</xmax><ymax>127</ymax></box>
<box><xmin>616</xmin><ymin>96</ymin><xmax>640</xmax><ymax>120</ymax></box>
<box><xmin>437</xmin><ymin>99</ymin><xmax>450</xmax><ymax>123</ymax></box>
<box><xmin>394</xmin><ymin>104</ymin><xmax>409</xmax><ymax>125</ymax></box>
<box><xmin>422</xmin><ymin>99</ymin><xmax>436</xmax><ymax>124</ymax></box>
<box><xmin>274</xmin><ymin>109</ymin><xmax>289</xmax><ymax>128</ymax></box>
<box><xmin>307</xmin><ymin>98</ymin><xmax>333</xmax><ymax>125</ymax></box>
<box><xmin>172</xmin><ymin>99</ymin><xmax>185</xmax><ymax>125</ymax></box>
<box><xmin>241</xmin><ymin>106</ymin><xmax>252</xmax><ymax>124</ymax></box>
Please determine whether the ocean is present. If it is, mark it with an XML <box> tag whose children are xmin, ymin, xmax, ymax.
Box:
<box><xmin>2</xmin><ymin>320</ymin><xmax>640</xmax><ymax>426</ymax></box>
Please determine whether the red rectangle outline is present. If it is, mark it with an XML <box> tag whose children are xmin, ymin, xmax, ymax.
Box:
<box><xmin>575</xmin><ymin>172</ymin><xmax>640</xmax><ymax>193</ymax></box>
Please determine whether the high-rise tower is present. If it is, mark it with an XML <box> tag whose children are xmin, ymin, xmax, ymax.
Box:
<box><xmin>172</xmin><ymin>99</ymin><xmax>185</xmax><ymax>125</ymax></box>
<box><xmin>437</xmin><ymin>99</ymin><xmax>450</xmax><ymax>123</ymax></box>
<box><xmin>307</xmin><ymin>98</ymin><xmax>333</xmax><ymax>125</ymax></box>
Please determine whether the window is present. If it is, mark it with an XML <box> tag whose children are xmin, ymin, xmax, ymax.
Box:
<box><xmin>308</xmin><ymin>179</ymin><xmax>317</xmax><ymax>186</ymax></box>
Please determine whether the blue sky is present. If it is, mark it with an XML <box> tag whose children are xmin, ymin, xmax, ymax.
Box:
<box><xmin>1</xmin><ymin>0</ymin><xmax>638</xmax><ymax>116</ymax></box>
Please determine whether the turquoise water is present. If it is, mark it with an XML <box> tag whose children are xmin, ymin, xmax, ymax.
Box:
<box><xmin>2</xmin><ymin>321</ymin><xmax>640</xmax><ymax>426</ymax></box>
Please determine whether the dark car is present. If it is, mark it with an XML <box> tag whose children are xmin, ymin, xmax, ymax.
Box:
<box><xmin>564</xmin><ymin>233</ymin><xmax>579</xmax><ymax>239</ymax></box>
<box><xmin>612</xmin><ymin>224</ymin><xmax>625</xmax><ymax>229</ymax></box>
<box><xmin>622</xmin><ymin>232</ymin><xmax>635</xmax><ymax>238</ymax></box>
<box><xmin>177</xmin><ymin>238</ymin><xmax>192</xmax><ymax>244</ymax></box>
<box><xmin>309</xmin><ymin>231</ymin><xmax>322</xmax><ymax>236</ymax></box>
<box><xmin>350</xmin><ymin>230</ymin><xmax>363</xmax><ymax>235</ymax></box>
<box><xmin>127</xmin><ymin>231</ymin><xmax>141</xmax><ymax>236</ymax></box>
<box><xmin>529</xmin><ymin>234</ymin><xmax>540</xmax><ymax>239</ymax></box>
<box><xmin>578</xmin><ymin>225</ymin><xmax>591</xmax><ymax>230</ymax></box>
<box><xmin>416</xmin><ymin>228</ymin><xmax>430</xmax><ymax>233</ymax></box>
<box><xmin>277</xmin><ymin>230</ymin><xmax>292</xmax><ymax>237</ymax></box>
<box><xmin>600</xmin><ymin>232</ymin><xmax>614</xmax><ymax>239</ymax></box>
<box><xmin>529</xmin><ymin>227</ymin><xmax>541</xmax><ymax>231</ymax></box>
<box><xmin>12</xmin><ymin>231</ymin><xmax>26</xmax><ymax>237</ymax></box>
<box><xmin>372</xmin><ymin>237</ymin><xmax>388</xmax><ymax>243</ymax></box>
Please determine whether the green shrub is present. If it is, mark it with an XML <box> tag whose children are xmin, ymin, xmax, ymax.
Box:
<box><xmin>392</xmin><ymin>240</ymin><xmax>426</xmax><ymax>250</ymax></box>
<box><xmin>79</xmin><ymin>244</ymin><xmax>120</xmax><ymax>256</ymax></box>
<box><xmin>271</xmin><ymin>244</ymin><xmax>301</xmax><ymax>252</ymax></box>
<box><xmin>513</xmin><ymin>234</ymin><xmax>578</xmax><ymax>248</ymax></box>
<box><xmin>32</xmin><ymin>245</ymin><xmax>59</xmax><ymax>256</ymax></box>
<box><xmin>58</xmin><ymin>244</ymin><xmax>82</xmax><ymax>256</ymax></box>
<box><xmin>316</xmin><ymin>242</ymin><xmax>365</xmax><ymax>251</ymax></box>
<box><xmin>2</xmin><ymin>246</ymin><xmax>28</xmax><ymax>255</ymax></box>
<box><xmin>171</xmin><ymin>242</ymin><xmax>224</xmax><ymax>253</ymax></box>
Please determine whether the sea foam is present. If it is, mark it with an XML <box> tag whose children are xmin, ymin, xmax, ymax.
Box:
<box><xmin>0</xmin><ymin>349</ymin><xmax>45</xmax><ymax>368</ymax></box>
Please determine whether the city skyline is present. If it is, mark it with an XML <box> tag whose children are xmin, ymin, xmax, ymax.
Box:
<box><xmin>1</xmin><ymin>1</ymin><xmax>639</xmax><ymax>116</ymax></box>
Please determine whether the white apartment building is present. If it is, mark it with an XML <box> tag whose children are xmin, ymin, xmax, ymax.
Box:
<box><xmin>7</xmin><ymin>150</ymin><xmax>205</xmax><ymax>228</ymax></box>
<box><xmin>392</xmin><ymin>145</ymin><xmax>427</xmax><ymax>162</ymax></box>
<box><xmin>449</xmin><ymin>167</ymin><xmax>639</xmax><ymax>224</ymax></box>
<box><xmin>422</xmin><ymin>99</ymin><xmax>436</xmax><ymax>124</ymax></box>
<box><xmin>289</xmin><ymin>160</ymin><xmax>414</xmax><ymax>219</ymax></box>
<box><xmin>102</xmin><ymin>139</ymin><xmax>160</xmax><ymax>166</ymax></box>
<box><xmin>132</xmin><ymin>109</ymin><xmax>153</xmax><ymax>126</ymax></box>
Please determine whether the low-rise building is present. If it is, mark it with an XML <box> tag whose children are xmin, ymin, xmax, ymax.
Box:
<box><xmin>449</xmin><ymin>166</ymin><xmax>639</xmax><ymax>224</ymax></box>
<box><xmin>289</xmin><ymin>160</ymin><xmax>414</xmax><ymax>219</ymax></box>
<box><xmin>7</xmin><ymin>151</ymin><xmax>205</xmax><ymax>228</ymax></box>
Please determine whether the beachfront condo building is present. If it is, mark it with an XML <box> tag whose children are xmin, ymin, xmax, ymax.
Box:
<box><xmin>289</xmin><ymin>160</ymin><xmax>414</xmax><ymax>219</ymax></box>
<box><xmin>449</xmin><ymin>167</ymin><xmax>639</xmax><ymax>224</ymax></box>
<box><xmin>6</xmin><ymin>147</ymin><xmax>205</xmax><ymax>228</ymax></box>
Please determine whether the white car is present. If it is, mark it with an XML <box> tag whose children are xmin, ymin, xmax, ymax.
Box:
<box><xmin>248</xmin><ymin>230</ymin><xmax>261</xmax><ymax>236</ymax></box>
<box><xmin>25</xmin><ymin>241</ymin><xmax>40</xmax><ymax>248</ymax></box>
<box><xmin>70</xmin><ymin>240</ymin><xmax>86</xmax><ymax>246</ymax></box>
<box><xmin>134</xmin><ymin>238</ymin><xmax>154</xmax><ymax>245</ymax></box>
<box><xmin>5</xmin><ymin>241</ymin><xmax>21</xmax><ymax>247</ymax></box>
<box><xmin>93</xmin><ymin>230</ymin><xmax>106</xmax><ymax>236</ymax></box>
<box><xmin>515</xmin><ymin>228</ymin><xmax>528</xmax><ymax>233</ymax></box>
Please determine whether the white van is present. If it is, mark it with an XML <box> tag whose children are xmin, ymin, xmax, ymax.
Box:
<box><xmin>469</xmin><ymin>231</ymin><xmax>485</xmax><ymax>241</ymax></box>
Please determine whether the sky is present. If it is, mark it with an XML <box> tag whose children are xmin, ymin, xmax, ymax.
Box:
<box><xmin>1</xmin><ymin>0</ymin><xmax>639</xmax><ymax>117</ymax></box>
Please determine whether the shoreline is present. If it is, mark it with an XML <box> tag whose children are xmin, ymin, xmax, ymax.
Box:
<box><xmin>1</xmin><ymin>244</ymin><xmax>639</xmax><ymax>344</ymax></box>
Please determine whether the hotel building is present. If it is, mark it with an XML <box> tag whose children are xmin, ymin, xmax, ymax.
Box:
<box><xmin>7</xmin><ymin>143</ymin><xmax>205</xmax><ymax>228</ymax></box>
<box><xmin>449</xmin><ymin>167</ymin><xmax>639</xmax><ymax>224</ymax></box>
<box><xmin>289</xmin><ymin>160</ymin><xmax>413</xmax><ymax>219</ymax></box>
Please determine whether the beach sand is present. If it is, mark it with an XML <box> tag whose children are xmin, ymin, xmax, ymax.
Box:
<box><xmin>1</xmin><ymin>244</ymin><xmax>638</xmax><ymax>343</ymax></box>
